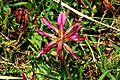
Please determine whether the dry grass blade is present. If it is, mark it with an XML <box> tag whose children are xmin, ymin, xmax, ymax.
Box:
<box><xmin>53</xmin><ymin>0</ymin><xmax>120</xmax><ymax>31</ymax></box>
<box><xmin>0</xmin><ymin>76</ymin><xmax>22</xmax><ymax>79</ymax></box>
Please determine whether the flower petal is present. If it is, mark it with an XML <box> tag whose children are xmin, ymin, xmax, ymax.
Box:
<box><xmin>57</xmin><ymin>12</ymin><xmax>66</xmax><ymax>32</ymax></box>
<box><xmin>65</xmin><ymin>26</ymin><xmax>84</xmax><ymax>41</ymax></box>
<box><xmin>42</xmin><ymin>16</ymin><xmax>59</xmax><ymax>34</ymax></box>
<box><xmin>65</xmin><ymin>26</ymin><xmax>82</xmax><ymax>37</ymax></box>
<box><xmin>68</xmin><ymin>33</ymin><xmax>78</xmax><ymax>40</ymax></box>
<box><xmin>66</xmin><ymin>33</ymin><xmax>85</xmax><ymax>41</ymax></box>
<box><xmin>37</xmin><ymin>39</ymin><xmax>59</xmax><ymax>58</ymax></box>
<box><xmin>65</xmin><ymin>17</ymin><xmax>83</xmax><ymax>35</ymax></box>
<box><xmin>66</xmin><ymin>34</ymin><xmax>85</xmax><ymax>42</ymax></box>
<box><xmin>56</xmin><ymin>40</ymin><xmax>63</xmax><ymax>60</ymax></box>
<box><xmin>63</xmin><ymin>43</ymin><xmax>80</xmax><ymax>62</ymax></box>
<box><xmin>72</xmin><ymin>37</ymin><xmax>85</xmax><ymax>41</ymax></box>
<box><xmin>34</xmin><ymin>28</ymin><xmax>56</xmax><ymax>38</ymax></box>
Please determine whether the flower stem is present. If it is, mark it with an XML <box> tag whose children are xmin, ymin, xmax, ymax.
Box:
<box><xmin>61</xmin><ymin>51</ymin><xmax>72</xmax><ymax>80</ymax></box>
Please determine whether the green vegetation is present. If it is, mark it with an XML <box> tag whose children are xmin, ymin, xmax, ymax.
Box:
<box><xmin>0</xmin><ymin>0</ymin><xmax>120</xmax><ymax>80</ymax></box>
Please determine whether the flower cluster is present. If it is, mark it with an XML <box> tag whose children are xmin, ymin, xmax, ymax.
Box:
<box><xmin>34</xmin><ymin>12</ymin><xmax>85</xmax><ymax>61</ymax></box>
<box><xmin>15</xmin><ymin>8</ymin><xmax>28</xmax><ymax>31</ymax></box>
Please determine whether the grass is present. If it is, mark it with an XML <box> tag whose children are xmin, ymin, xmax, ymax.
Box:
<box><xmin>0</xmin><ymin>0</ymin><xmax>120</xmax><ymax>80</ymax></box>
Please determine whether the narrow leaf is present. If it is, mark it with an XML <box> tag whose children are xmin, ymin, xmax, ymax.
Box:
<box><xmin>8</xmin><ymin>2</ymin><xmax>28</xmax><ymax>6</ymax></box>
<box><xmin>98</xmin><ymin>70</ymin><xmax>110</xmax><ymax>80</ymax></box>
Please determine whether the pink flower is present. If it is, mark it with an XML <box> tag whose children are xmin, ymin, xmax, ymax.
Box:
<box><xmin>34</xmin><ymin>12</ymin><xmax>85</xmax><ymax>62</ymax></box>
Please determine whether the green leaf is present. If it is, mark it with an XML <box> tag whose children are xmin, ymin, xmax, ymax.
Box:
<box><xmin>81</xmin><ymin>8</ymin><xmax>89</xmax><ymax>14</ymax></box>
<box><xmin>112</xmin><ymin>43</ymin><xmax>120</xmax><ymax>52</ymax></box>
<box><xmin>90</xmin><ymin>36</ymin><xmax>97</xmax><ymax>44</ymax></box>
<box><xmin>95</xmin><ymin>62</ymin><xmax>116</xmax><ymax>80</ymax></box>
<box><xmin>32</xmin><ymin>36</ymin><xmax>41</xmax><ymax>49</ymax></box>
<box><xmin>83</xmin><ymin>60</ymin><xmax>90</xmax><ymax>70</ymax></box>
<box><xmin>7</xmin><ymin>2</ymin><xmax>28</xmax><ymax>6</ymax></box>
<box><xmin>98</xmin><ymin>70</ymin><xmax>110</xmax><ymax>80</ymax></box>
<box><xmin>27</xmin><ymin>38</ymin><xmax>39</xmax><ymax>51</ymax></box>
<box><xmin>116</xmin><ymin>68</ymin><xmax>120</xmax><ymax>80</ymax></box>
<box><xmin>83</xmin><ymin>0</ymin><xmax>91</xmax><ymax>8</ymax></box>
<box><xmin>79</xmin><ymin>67</ymin><xmax>83</xmax><ymax>80</ymax></box>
